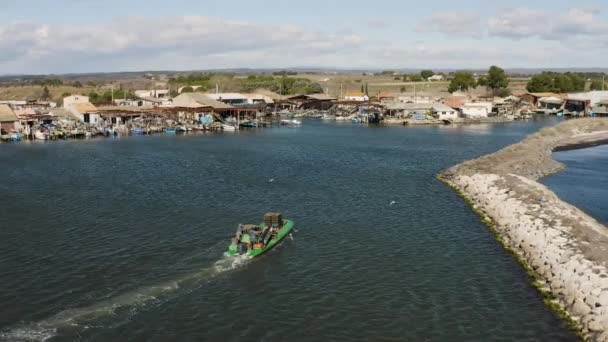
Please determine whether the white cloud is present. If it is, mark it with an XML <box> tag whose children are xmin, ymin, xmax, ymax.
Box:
<box><xmin>487</xmin><ymin>7</ymin><xmax>608</xmax><ymax>41</ymax></box>
<box><xmin>416</xmin><ymin>12</ymin><xmax>482</xmax><ymax>37</ymax></box>
<box><xmin>0</xmin><ymin>16</ymin><xmax>365</xmax><ymax>73</ymax></box>
<box><xmin>1</xmin><ymin>10</ymin><xmax>608</xmax><ymax>74</ymax></box>
<box><xmin>418</xmin><ymin>7</ymin><xmax>608</xmax><ymax>44</ymax></box>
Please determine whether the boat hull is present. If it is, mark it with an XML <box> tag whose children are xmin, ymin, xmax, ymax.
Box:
<box><xmin>227</xmin><ymin>219</ymin><xmax>294</xmax><ymax>257</ymax></box>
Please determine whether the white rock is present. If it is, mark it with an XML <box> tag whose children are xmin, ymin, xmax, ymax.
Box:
<box><xmin>573</xmin><ymin>298</ymin><xmax>592</xmax><ymax>316</ymax></box>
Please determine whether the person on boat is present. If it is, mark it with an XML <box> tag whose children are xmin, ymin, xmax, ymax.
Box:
<box><xmin>240</xmin><ymin>233</ymin><xmax>251</xmax><ymax>254</ymax></box>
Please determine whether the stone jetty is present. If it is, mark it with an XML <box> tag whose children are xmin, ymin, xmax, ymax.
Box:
<box><xmin>439</xmin><ymin>118</ymin><xmax>608</xmax><ymax>341</ymax></box>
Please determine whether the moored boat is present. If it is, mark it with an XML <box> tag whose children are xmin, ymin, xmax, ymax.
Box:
<box><xmin>227</xmin><ymin>212</ymin><xmax>294</xmax><ymax>257</ymax></box>
<box><xmin>34</xmin><ymin>130</ymin><xmax>48</xmax><ymax>140</ymax></box>
<box><xmin>280</xmin><ymin>119</ymin><xmax>301</xmax><ymax>126</ymax></box>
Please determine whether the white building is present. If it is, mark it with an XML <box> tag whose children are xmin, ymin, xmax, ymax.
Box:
<box><xmin>432</xmin><ymin>103</ymin><xmax>459</xmax><ymax>120</ymax></box>
<box><xmin>134</xmin><ymin>89</ymin><xmax>170</xmax><ymax>98</ymax></box>
<box><xmin>63</xmin><ymin>95</ymin><xmax>90</xmax><ymax>107</ymax></box>
<box><xmin>567</xmin><ymin>91</ymin><xmax>608</xmax><ymax>106</ymax></box>
<box><xmin>344</xmin><ymin>92</ymin><xmax>369</xmax><ymax>102</ymax></box>
<box><xmin>460</xmin><ymin>102</ymin><xmax>493</xmax><ymax>118</ymax></box>
<box><xmin>398</xmin><ymin>93</ymin><xmax>433</xmax><ymax>104</ymax></box>
<box><xmin>63</xmin><ymin>95</ymin><xmax>100</xmax><ymax>124</ymax></box>
<box><xmin>427</xmin><ymin>75</ymin><xmax>444</xmax><ymax>82</ymax></box>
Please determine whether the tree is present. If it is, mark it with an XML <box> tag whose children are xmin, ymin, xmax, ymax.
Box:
<box><xmin>527</xmin><ymin>73</ymin><xmax>554</xmax><ymax>92</ymax></box>
<box><xmin>495</xmin><ymin>88</ymin><xmax>512</xmax><ymax>98</ymax></box>
<box><xmin>88</xmin><ymin>91</ymin><xmax>100</xmax><ymax>103</ymax></box>
<box><xmin>477</xmin><ymin>76</ymin><xmax>488</xmax><ymax>87</ymax></box>
<box><xmin>420</xmin><ymin>70</ymin><xmax>434</xmax><ymax>80</ymax></box>
<box><xmin>486</xmin><ymin>66</ymin><xmax>509</xmax><ymax>90</ymax></box>
<box><xmin>448</xmin><ymin>72</ymin><xmax>477</xmax><ymax>93</ymax></box>
<box><xmin>181</xmin><ymin>86</ymin><xmax>194</xmax><ymax>93</ymax></box>
<box><xmin>361</xmin><ymin>84</ymin><xmax>365</xmax><ymax>93</ymax></box>
<box><xmin>41</xmin><ymin>86</ymin><xmax>51</xmax><ymax>100</ymax></box>
<box><xmin>409</xmin><ymin>74</ymin><xmax>423</xmax><ymax>82</ymax></box>
<box><xmin>591</xmin><ymin>79</ymin><xmax>607</xmax><ymax>91</ymax></box>
<box><xmin>73</xmin><ymin>81</ymin><xmax>83</xmax><ymax>88</ymax></box>
<box><xmin>364</xmin><ymin>83</ymin><xmax>369</xmax><ymax>95</ymax></box>
<box><xmin>526</xmin><ymin>72</ymin><xmax>586</xmax><ymax>93</ymax></box>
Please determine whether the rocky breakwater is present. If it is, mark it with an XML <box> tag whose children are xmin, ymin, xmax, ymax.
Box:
<box><xmin>439</xmin><ymin>118</ymin><xmax>608</xmax><ymax>341</ymax></box>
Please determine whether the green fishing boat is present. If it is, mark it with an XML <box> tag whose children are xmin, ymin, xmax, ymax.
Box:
<box><xmin>227</xmin><ymin>212</ymin><xmax>294</xmax><ymax>257</ymax></box>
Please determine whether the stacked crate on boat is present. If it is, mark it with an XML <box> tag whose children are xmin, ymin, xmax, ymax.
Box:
<box><xmin>272</xmin><ymin>213</ymin><xmax>283</xmax><ymax>227</ymax></box>
<box><xmin>264</xmin><ymin>213</ymin><xmax>274</xmax><ymax>227</ymax></box>
<box><xmin>264</xmin><ymin>212</ymin><xmax>283</xmax><ymax>227</ymax></box>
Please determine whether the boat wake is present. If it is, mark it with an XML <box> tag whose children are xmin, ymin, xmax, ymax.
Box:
<box><xmin>1</xmin><ymin>254</ymin><xmax>251</xmax><ymax>342</ymax></box>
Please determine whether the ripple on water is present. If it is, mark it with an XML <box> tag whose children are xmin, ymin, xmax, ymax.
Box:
<box><xmin>0</xmin><ymin>119</ymin><xmax>577</xmax><ymax>341</ymax></box>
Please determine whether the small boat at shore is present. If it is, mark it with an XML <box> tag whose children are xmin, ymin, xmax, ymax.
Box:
<box><xmin>227</xmin><ymin>212</ymin><xmax>294</xmax><ymax>257</ymax></box>
<box><xmin>280</xmin><ymin>119</ymin><xmax>301</xmax><ymax>126</ymax></box>
<box><xmin>34</xmin><ymin>130</ymin><xmax>48</xmax><ymax>140</ymax></box>
<box><xmin>1</xmin><ymin>133</ymin><xmax>21</xmax><ymax>142</ymax></box>
<box><xmin>165</xmin><ymin>128</ymin><xmax>177</xmax><ymax>134</ymax></box>
<box><xmin>222</xmin><ymin>124</ymin><xmax>237</xmax><ymax>131</ymax></box>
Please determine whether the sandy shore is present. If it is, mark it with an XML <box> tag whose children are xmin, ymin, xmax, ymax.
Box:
<box><xmin>439</xmin><ymin>118</ymin><xmax>608</xmax><ymax>341</ymax></box>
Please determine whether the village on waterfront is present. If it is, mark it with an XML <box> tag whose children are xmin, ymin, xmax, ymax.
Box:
<box><xmin>2</xmin><ymin>66</ymin><xmax>608</xmax><ymax>143</ymax></box>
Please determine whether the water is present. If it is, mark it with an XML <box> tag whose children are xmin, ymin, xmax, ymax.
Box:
<box><xmin>543</xmin><ymin>144</ymin><xmax>608</xmax><ymax>225</ymax></box>
<box><xmin>0</xmin><ymin>118</ymin><xmax>578</xmax><ymax>341</ymax></box>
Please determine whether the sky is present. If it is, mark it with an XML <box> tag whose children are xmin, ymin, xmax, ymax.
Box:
<box><xmin>0</xmin><ymin>0</ymin><xmax>607</xmax><ymax>74</ymax></box>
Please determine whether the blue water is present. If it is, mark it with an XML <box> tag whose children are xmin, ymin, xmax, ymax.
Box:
<box><xmin>543</xmin><ymin>144</ymin><xmax>608</xmax><ymax>225</ymax></box>
<box><xmin>0</xmin><ymin>118</ymin><xmax>577</xmax><ymax>341</ymax></box>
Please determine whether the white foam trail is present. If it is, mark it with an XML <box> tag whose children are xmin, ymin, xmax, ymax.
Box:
<box><xmin>1</xmin><ymin>254</ymin><xmax>251</xmax><ymax>342</ymax></box>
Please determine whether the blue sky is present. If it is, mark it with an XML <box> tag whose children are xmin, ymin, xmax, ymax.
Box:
<box><xmin>0</xmin><ymin>0</ymin><xmax>607</xmax><ymax>73</ymax></box>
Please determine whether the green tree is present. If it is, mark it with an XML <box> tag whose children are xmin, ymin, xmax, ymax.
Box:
<box><xmin>487</xmin><ymin>66</ymin><xmax>509</xmax><ymax>90</ymax></box>
<box><xmin>527</xmin><ymin>73</ymin><xmax>554</xmax><ymax>92</ymax></box>
<box><xmin>495</xmin><ymin>88</ymin><xmax>512</xmax><ymax>98</ymax></box>
<box><xmin>420</xmin><ymin>70</ymin><xmax>434</xmax><ymax>80</ymax></box>
<box><xmin>591</xmin><ymin>79</ymin><xmax>607</xmax><ymax>91</ymax></box>
<box><xmin>526</xmin><ymin>72</ymin><xmax>585</xmax><ymax>93</ymax></box>
<box><xmin>448</xmin><ymin>72</ymin><xmax>477</xmax><ymax>93</ymax></box>
<box><xmin>361</xmin><ymin>84</ymin><xmax>364</xmax><ymax>93</ymax></box>
<box><xmin>181</xmin><ymin>86</ymin><xmax>194</xmax><ymax>93</ymax></box>
<box><xmin>409</xmin><ymin>74</ymin><xmax>423</xmax><ymax>82</ymax></box>
<box><xmin>477</xmin><ymin>76</ymin><xmax>488</xmax><ymax>87</ymax></box>
<box><xmin>41</xmin><ymin>86</ymin><xmax>51</xmax><ymax>100</ymax></box>
<box><xmin>364</xmin><ymin>83</ymin><xmax>369</xmax><ymax>95</ymax></box>
<box><xmin>73</xmin><ymin>81</ymin><xmax>83</xmax><ymax>88</ymax></box>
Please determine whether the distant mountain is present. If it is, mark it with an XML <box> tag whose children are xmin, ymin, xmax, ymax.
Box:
<box><xmin>1</xmin><ymin>67</ymin><xmax>607</xmax><ymax>81</ymax></box>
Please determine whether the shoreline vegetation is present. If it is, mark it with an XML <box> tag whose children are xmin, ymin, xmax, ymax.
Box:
<box><xmin>439</xmin><ymin>118</ymin><xmax>608</xmax><ymax>341</ymax></box>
